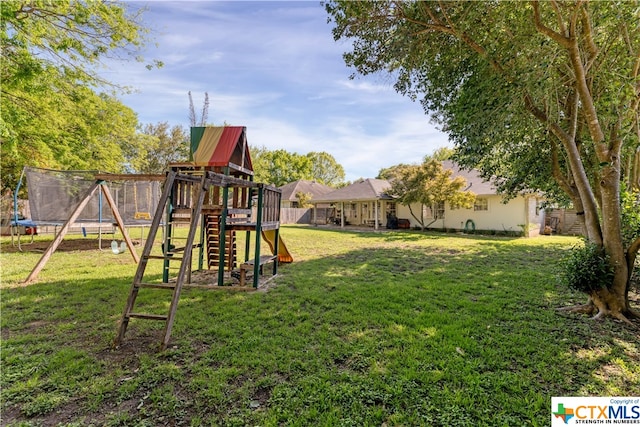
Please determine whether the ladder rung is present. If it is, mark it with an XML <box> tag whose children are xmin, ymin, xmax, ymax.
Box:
<box><xmin>136</xmin><ymin>282</ymin><xmax>177</xmax><ymax>289</ymax></box>
<box><xmin>128</xmin><ymin>313</ymin><xmax>168</xmax><ymax>320</ymax></box>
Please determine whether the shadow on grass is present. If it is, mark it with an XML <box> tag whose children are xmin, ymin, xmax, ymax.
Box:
<box><xmin>299</xmin><ymin>224</ymin><xmax>523</xmax><ymax>243</ymax></box>
<box><xmin>1</xmin><ymin>237</ymin><xmax>638</xmax><ymax>426</ymax></box>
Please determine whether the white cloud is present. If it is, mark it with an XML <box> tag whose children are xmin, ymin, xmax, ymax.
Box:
<box><xmin>162</xmin><ymin>34</ymin><xmax>202</xmax><ymax>49</ymax></box>
<box><xmin>109</xmin><ymin>1</ymin><xmax>451</xmax><ymax>181</ymax></box>
<box><xmin>338</xmin><ymin>79</ymin><xmax>392</xmax><ymax>94</ymax></box>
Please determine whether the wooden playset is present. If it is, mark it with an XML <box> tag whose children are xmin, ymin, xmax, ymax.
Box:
<box><xmin>114</xmin><ymin>126</ymin><xmax>292</xmax><ymax>350</ymax></box>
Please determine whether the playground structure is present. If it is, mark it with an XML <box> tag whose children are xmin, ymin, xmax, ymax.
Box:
<box><xmin>13</xmin><ymin>167</ymin><xmax>163</xmax><ymax>282</ymax></box>
<box><xmin>114</xmin><ymin>126</ymin><xmax>293</xmax><ymax>350</ymax></box>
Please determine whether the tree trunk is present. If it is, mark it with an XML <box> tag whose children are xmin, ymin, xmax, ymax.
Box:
<box><xmin>407</xmin><ymin>204</ymin><xmax>424</xmax><ymax>230</ymax></box>
<box><xmin>589</xmin><ymin>287</ymin><xmax>632</xmax><ymax>323</ymax></box>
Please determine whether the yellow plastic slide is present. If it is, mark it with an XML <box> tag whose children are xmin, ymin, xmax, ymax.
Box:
<box><xmin>261</xmin><ymin>230</ymin><xmax>293</xmax><ymax>263</ymax></box>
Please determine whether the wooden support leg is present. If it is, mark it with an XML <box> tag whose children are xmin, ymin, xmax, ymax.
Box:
<box><xmin>25</xmin><ymin>182</ymin><xmax>100</xmax><ymax>283</ymax></box>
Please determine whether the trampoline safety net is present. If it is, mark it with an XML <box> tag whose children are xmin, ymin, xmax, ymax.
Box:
<box><xmin>25</xmin><ymin>167</ymin><xmax>162</xmax><ymax>225</ymax></box>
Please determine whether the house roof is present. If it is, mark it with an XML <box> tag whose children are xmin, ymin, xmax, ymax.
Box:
<box><xmin>442</xmin><ymin>160</ymin><xmax>497</xmax><ymax>196</ymax></box>
<box><xmin>311</xmin><ymin>178</ymin><xmax>393</xmax><ymax>203</ymax></box>
<box><xmin>309</xmin><ymin>162</ymin><xmax>497</xmax><ymax>204</ymax></box>
<box><xmin>279</xmin><ymin>180</ymin><xmax>335</xmax><ymax>202</ymax></box>
<box><xmin>189</xmin><ymin>126</ymin><xmax>253</xmax><ymax>172</ymax></box>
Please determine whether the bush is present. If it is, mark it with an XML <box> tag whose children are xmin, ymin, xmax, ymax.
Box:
<box><xmin>558</xmin><ymin>241</ymin><xmax>614</xmax><ymax>293</ymax></box>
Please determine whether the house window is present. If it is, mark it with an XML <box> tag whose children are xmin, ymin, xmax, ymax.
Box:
<box><xmin>387</xmin><ymin>202</ymin><xmax>396</xmax><ymax>217</ymax></box>
<box><xmin>426</xmin><ymin>202</ymin><xmax>445</xmax><ymax>219</ymax></box>
<box><xmin>535</xmin><ymin>199</ymin><xmax>543</xmax><ymax>216</ymax></box>
<box><xmin>474</xmin><ymin>198</ymin><xmax>489</xmax><ymax>211</ymax></box>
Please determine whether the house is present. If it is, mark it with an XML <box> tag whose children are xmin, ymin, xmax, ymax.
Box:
<box><xmin>278</xmin><ymin>180</ymin><xmax>334</xmax><ymax>208</ymax></box>
<box><xmin>310</xmin><ymin>178</ymin><xmax>396</xmax><ymax>230</ymax></box>
<box><xmin>311</xmin><ymin>162</ymin><xmax>546</xmax><ymax>236</ymax></box>
<box><xmin>401</xmin><ymin>161</ymin><xmax>544</xmax><ymax>237</ymax></box>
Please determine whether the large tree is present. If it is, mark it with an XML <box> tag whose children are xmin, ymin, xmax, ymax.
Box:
<box><xmin>384</xmin><ymin>159</ymin><xmax>475</xmax><ymax>230</ymax></box>
<box><xmin>125</xmin><ymin>122</ymin><xmax>190</xmax><ymax>174</ymax></box>
<box><xmin>306</xmin><ymin>151</ymin><xmax>345</xmax><ymax>186</ymax></box>
<box><xmin>1</xmin><ymin>0</ymin><xmax>156</xmax><ymax>192</ymax></box>
<box><xmin>251</xmin><ymin>146</ymin><xmax>345</xmax><ymax>187</ymax></box>
<box><xmin>326</xmin><ymin>1</ymin><xmax>640</xmax><ymax>323</ymax></box>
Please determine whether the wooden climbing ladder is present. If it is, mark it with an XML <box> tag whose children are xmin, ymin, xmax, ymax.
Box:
<box><xmin>204</xmin><ymin>213</ymin><xmax>237</xmax><ymax>270</ymax></box>
<box><xmin>113</xmin><ymin>169</ymin><xmax>209</xmax><ymax>351</ymax></box>
<box><xmin>113</xmin><ymin>167</ymin><xmax>287</xmax><ymax>350</ymax></box>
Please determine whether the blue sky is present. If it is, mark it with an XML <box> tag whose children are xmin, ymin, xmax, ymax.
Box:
<box><xmin>107</xmin><ymin>1</ymin><xmax>451</xmax><ymax>182</ymax></box>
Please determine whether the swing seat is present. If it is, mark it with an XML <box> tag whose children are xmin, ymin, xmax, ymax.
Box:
<box><xmin>111</xmin><ymin>240</ymin><xmax>126</xmax><ymax>254</ymax></box>
<box><xmin>134</xmin><ymin>212</ymin><xmax>151</xmax><ymax>220</ymax></box>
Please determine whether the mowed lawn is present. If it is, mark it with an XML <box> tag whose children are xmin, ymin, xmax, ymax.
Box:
<box><xmin>1</xmin><ymin>226</ymin><xmax>638</xmax><ymax>426</ymax></box>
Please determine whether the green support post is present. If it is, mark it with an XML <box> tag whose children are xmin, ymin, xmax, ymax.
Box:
<box><xmin>217</xmin><ymin>184</ymin><xmax>229</xmax><ymax>287</ymax></box>
<box><xmin>244</xmin><ymin>186</ymin><xmax>255</xmax><ymax>263</ymax></box>
<box><xmin>163</xmin><ymin>182</ymin><xmax>175</xmax><ymax>283</ymax></box>
<box><xmin>252</xmin><ymin>185</ymin><xmax>264</xmax><ymax>288</ymax></box>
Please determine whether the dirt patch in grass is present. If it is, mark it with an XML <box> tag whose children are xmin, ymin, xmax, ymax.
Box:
<box><xmin>183</xmin><ymin>268</ymin><xmax>281</xmax><ymax>292</ymax></box>
<box><xmin>1</xmin><ymin>238</ymin><xmax>141</xmax><ymax>253</ymax></box>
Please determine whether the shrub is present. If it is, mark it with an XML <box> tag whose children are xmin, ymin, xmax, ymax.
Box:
<box><xmin>558</xmin><ymin>241</ymin><xmax>614</xmax><ymax>293</ymax></box>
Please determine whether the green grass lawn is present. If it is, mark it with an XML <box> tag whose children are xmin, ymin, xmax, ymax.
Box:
<box><xmin>1</xmin><ymin>226</ymin><xmax>638</xmax><ymax>426</ymax></box>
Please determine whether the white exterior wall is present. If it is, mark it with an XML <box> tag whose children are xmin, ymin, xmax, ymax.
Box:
<box><xmin>443</xmin><ymin>195</ymin><xmax>525</xmax><ymax>233</ymax></box>
<box><xmin>395</xmin><ymin>204</ymin><xmax>422</xmax><ymax>228</ymax></box>
<box><xmin>395</xmin><ymin>195</ymin><xmax>544</xmax><ymax>235</ymax></box>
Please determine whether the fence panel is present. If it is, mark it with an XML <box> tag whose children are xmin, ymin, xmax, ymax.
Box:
<box><xmin>279</xmin><ymin>208</ymin><xmax>336</xmax><ymax>224</ymax></box>
<box><xmin>280</xmin><ymin>208</ymin><xmax>310</xmax><ymax>224</ymax></box>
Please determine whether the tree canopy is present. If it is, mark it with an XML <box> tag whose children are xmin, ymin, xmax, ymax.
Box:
<box><xmin>125</xmin><ymin>122</ymin><xmax>189</xmax><ymax>174</ymax></box>
<box><xmin>1</xmin><ymin>0</ymin><xmax>156</xmax><ymax>192</ymax></box>
<box><xmin>327</xmin><ymin>0</ymin><xmax>640</xmax><ymax>322</ymax></box>
<box><xmin>250</xmin><ymin>146</ymin><xmax>345</xmax><ymax>187</ymax></box>
<box><xmin>385</xmin><ymin>159</ymin><xmax>475</xmax><ymax>229</ymax></box>
<box><xmin>307</xmin><ymin>151</ymin><xmax>345</xmax><ymax>187</ymax></box>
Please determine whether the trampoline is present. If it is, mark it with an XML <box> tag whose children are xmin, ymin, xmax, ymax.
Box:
<box><xmin>12</xmin><ymin>167</ymin><xmax>164</xmax><ymax>281</ymax></box>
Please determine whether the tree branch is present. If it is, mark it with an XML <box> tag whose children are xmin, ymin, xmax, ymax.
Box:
<box><xmin>550</xmin><ymin>138</ymin><xmax>575</xmax><ymax>197</ymax></box>
<box><xmin>550</xmin><ymin>0</ymin><xmax>568</xmax><ymax>37</ymax></box>
<box><xmin>580</xmin><ymin>6</ymin><xmax>599</xmax><ymax>72</ymax></box>
<box><xmin>401</xmin><ymin>2</ymin><xmax>505</xmax><ymax>73</ymax></box>
<box><xmin>532</xmin><ymin>1</ymin><xmax>571</xmax><ymax>47</ymax></box>
<box><xmin>524</xmin><ymin>92</ymin><xmax>603</xmax><ymax>244</ymax></box>
<box><xmin>566</xmin><ymin>3</ymin><xmax>606</xmax><ymax>152</ymax></box>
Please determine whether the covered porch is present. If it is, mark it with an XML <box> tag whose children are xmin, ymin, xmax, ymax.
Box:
<box><xmin>310</xmin><ymin>178</ymin><xmax>395</xmax><ymax>230</ymax></box>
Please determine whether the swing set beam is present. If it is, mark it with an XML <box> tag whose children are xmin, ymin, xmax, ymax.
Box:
<box><xmin>24</xmin><ymin>181</ymin><xmax>139</xmax><ymax>284</ymax></box>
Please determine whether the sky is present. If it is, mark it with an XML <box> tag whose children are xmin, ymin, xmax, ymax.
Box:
<box><xmin>106</xmin><ymin>1</ymin><xmax>451</xmax><ymax>182</ymax></box>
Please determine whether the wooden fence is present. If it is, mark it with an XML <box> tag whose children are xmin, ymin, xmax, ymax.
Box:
<box><xmin>280</xmin><ymin>208</ymin><xmax>333</xmax><ymax>224</ymax></box>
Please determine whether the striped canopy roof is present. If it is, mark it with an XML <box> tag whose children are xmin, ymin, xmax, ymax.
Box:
<box><xmin>190</xmin><ymin>126</ymin><xmax>253</xmax><ymax>172</ymax></box>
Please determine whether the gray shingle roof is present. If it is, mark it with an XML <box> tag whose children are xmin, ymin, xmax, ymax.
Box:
<box><xmin>441</xmin><ymin>160</ymin><xmax>497</xmax><ymax>196</ymax></box>
<box><xmin>310</xmin><ymin>162</ymin><xmax>496</xmax><ymax>204</ymax></box>
<box><xmin>311</xmin><ymin>178</ymin><xmax>393</xmax><ymax>203</ymax></box>
<box><xmin>278</xmin><ymin>180</ymin><xmax>335</xmax><ymax>202</ymax></box>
